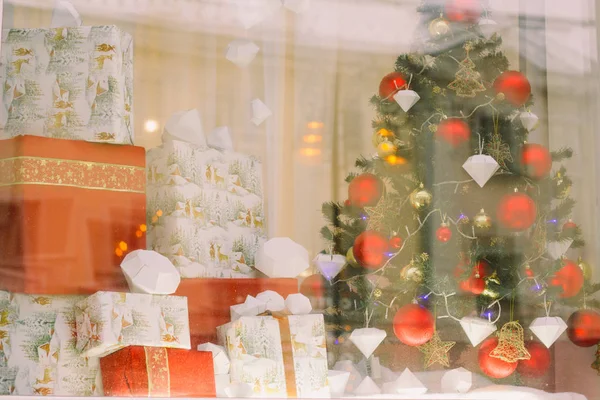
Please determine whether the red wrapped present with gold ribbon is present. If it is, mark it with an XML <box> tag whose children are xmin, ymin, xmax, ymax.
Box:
<box><xmin>100</xmin><ymin>346</ymin><xmax>216</xmax><ymax>397</ymax></box>
<box><xmin>175</xmin><ymin>278</ymin><xmax>298</xmax><ymax>347</ymax></box>
<box><xmin>0</xmin><ymin>135</ymin><xmax>146</xmax><ymax>294</ymax></box>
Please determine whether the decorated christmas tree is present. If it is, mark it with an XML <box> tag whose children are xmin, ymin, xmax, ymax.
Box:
<box><xmin>317</xmin><ymin>0</ymin><xmax>600</xmax><ymax>380</ymax></box>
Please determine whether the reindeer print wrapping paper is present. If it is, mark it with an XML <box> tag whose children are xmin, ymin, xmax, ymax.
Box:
<box><xmin>0</xmin><ymin>291</ymin><xmax>103</xmax><ymax>396</ymax></box>
<box><xmin>217</xmin><ymin>314</ymin><xmax>330</xmax><ymax>398</ymax></box>
<box><xmin>147</xmin><ymin>139</ymin><xmax>265</xmax><ymax>278</ymax></box>
<box><xmin>75</xmin><ymin>291</ymin><xmax>190</xmax><ymax>358</ymax></box>
<box><xmin>0</xmin><ymin>26</ymin><xmax>133</xmax><ymax>144</ymax></box>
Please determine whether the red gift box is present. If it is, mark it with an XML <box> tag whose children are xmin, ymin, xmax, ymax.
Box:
<box><xmin>100</xmin><ymin>347</ymin><xmax>216</xmax><ymax>397</ymax></box>
<box><xmin>0</xmin><ymin>135</ymin><xmax>146</xmax><ymax>294</ymax></box>
<box><xmin>175</xmin><ymin>278</ymin><xmax>298</xmax><ymax>347</ymax></box>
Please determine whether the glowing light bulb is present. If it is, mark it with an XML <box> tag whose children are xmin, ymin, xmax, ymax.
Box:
<box><xmin>144</xmin><ymin>119</ymin><xmax>159</xmax><ymax>133</ymax></box>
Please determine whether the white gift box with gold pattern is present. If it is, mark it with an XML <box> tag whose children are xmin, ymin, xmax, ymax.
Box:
<box><xmin>217</xmin><ymin>314</ymin><xmax>330</xmax><ymax>398</ymax></box>
<box><xmin>75</xmin><ymin>291</ymin><xmax>190</xmax><ymax>358</ymax></box>
<box><xmin>147</xmin><ymin>139</ymin><xmax>265</xmax><ymax>278</ymax></box>
<box><xmin>0</xmin><ymin>25</ymin><xmax>133</xmax><ymax>144</ymax></box>
<box><xmin>0</xmin><ymin>292</ymin><xmax>103</xmax><ymax>396</ymax></box>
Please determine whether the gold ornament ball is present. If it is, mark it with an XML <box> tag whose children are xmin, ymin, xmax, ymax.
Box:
<box><xmin>410</xmin><ymin>184</ymin><xmax>433</xmax><ymax>211</ymax></box>
<box><xmin>372</xmin><ymin>128</ymin><xmax>394</xmax><ymax>148</ymax></box>
<box><xmin>377</xmin><ymin>141</ymin><xmax>397</xmax><ymax>158</ymax></box>
<box><xmin>429</xmin><ymin>17</ymin><xmax>451</xmax><ymax>38</ymax></box>
<box><xmin>346</xmin><ymin>247</ymin><xmax>359</xmax><ymax>267</ymax></box>
<box><xmin>474</xmin><ymin>208</ymin><xmax>492</xmax><ymax>230</ymax></box>
<box><xmin>400</xmin><ymin>263</ymin><xmax>424</xmax><ymax>283</ymax></box>
<box><xmin>373</xmin><ymin>288</ymin><xmax>383</xmax><ymax>298</ymax></box>
<box><xmin>578</xmin><ymin>257</ymin><xmax>593</xmax><ymax>281</ymax></box>
<box><xmin>495</xmin><ymin>92</ymin><xmax>506</xmax><ymax>101</ymax></box>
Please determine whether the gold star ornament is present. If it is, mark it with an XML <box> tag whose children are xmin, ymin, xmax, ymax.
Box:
<box><xmin>364</xmin><ymin>195</ymin><xmax>402</xmax><ymax>232</ymax></box>
<box><xmin>418</xmin><ymin>331</ymin><xmax>455</xmax><ymax>368</ymax></box>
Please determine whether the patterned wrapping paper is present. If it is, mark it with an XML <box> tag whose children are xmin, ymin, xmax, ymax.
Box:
<box><xmin>0</xmin><ymin>292</ymin><xmax>102</xmax><ymax>396</ymax></box>
<box><xmin>75</xmin><ymin>291</ymin><xmax>191</xmax><ymax>358</ymax></box>
<box><xmin>0</xmin><ymin>26</ymin><xmax>133</xmax><ymax>144</ymax></box>
<box><xmin>217</xmin><ymin>314</ymin><xmax>330</xmax><ymax>398</ymax></box>
<box><xmin>147</xmin><ymin>139</ymin><xmax>265</xmax><ymax>278</ymax></box>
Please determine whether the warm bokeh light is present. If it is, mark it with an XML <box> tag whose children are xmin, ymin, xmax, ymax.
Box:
<box><xmin>303</xmin><ymin>134</ymin><xmax>323</xmax><ymax>144</ymax></box>
<box><xmin>115</xmin><ymin>248</ymin><xmax>124</xmax><ymax>257</ymax></box>
<box><xmin>385</xmin><ymin>154</ymin><xmax>408</xmax><ymax>165</ymax></box>
<box><xmin>377</xmin><ymin>128</ymin><xmax>394</xmax><ymax>138</ymax></box>
<box><xmin>135</xmin><ymin>230</ymin><xmax>143</xmax><ymax>238</ymax></box>
<box><xmin>156</xmin><ymin>210</ymin><xmax>163</xmax><ymax>217</ymax></box>
<box><xmin>144</xmin><ymin>119</ymin><xmax>159</xmax><ymax>133</ymax></box>
<box><xmin>300</xmin><ymin>148</ymin><xmax>322</xmax><ymax>157</ymax></box>
<box><xmin>119</xmin><ymin>241</ymin><xmax>128</xmax><ymax>251</ymax></box>
<box><xmin>307</xmin><ymin>121</ymin><xmax>324</xmax><ymax>129</ymax></box>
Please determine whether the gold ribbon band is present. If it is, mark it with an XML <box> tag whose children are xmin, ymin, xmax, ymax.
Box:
<box><xmin>144</xmin><ymin>347</ymin><xmax>171</xmax><ymax>397</ymax></box>
<box><xmin>0</xmin><ymin>156</ymin><xmax>145</xmax><ymax>193</ymax></box>
<box><xmin>272</xmin><ymin>312</ymin><xmax>298</xmax><ymax>398</ymax></box>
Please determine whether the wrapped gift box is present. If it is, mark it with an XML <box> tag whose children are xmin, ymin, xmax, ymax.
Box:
<box><xmin>146</xmin><ymin>139</ymin><xmax>265</xmax><ymax>278</ymax></box>
<box><xmin>100</xmin><ymin>346</ymin><xmax>216</xmax><ymax>397</ymax></box>
<box><xmin>75</xmin><ymin>291</ymin><xmax>191</xmax><ymax>358</ymax></box>
<box><xmin>174</xmin><ymin>278</ymin><xmax>298</xmax><ymax>347</ymax></box>
<box><xmin>0</xmin><ymin>135</ymin><xmax>145</xmax><ymax>294</ymax></box>
<box><xmin>217</xmin><ymin>313</ymin><xmax>329</xmax><ymax>398</ymax></box>
<box><xmin>0</xmin><ymin>26</ymin><xmax>133</xmax><ymax>144</ymax></box>
<box><xmin>1</xmin><ymin>291</ymin><xmax>102</xmax><ymax>396</ymax></box>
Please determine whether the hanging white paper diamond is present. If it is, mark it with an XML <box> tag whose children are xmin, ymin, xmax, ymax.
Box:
<box><xmin>460</xmin><ymin>317</ymin><xmax>497</xmax><ymax>347</ymax></box>
<box><xmin>546</xmin><ymin>239</ymin><xmax>573</xmax><ymax>260</ymax></box>
<box><xmin>255</xmin><ymin>237</ymin><xmax>309</xmax><ymax>278</ymax></box>
<box><xmin>479</xmin><ymin>18</ymin><xmax>498</xmax><ymax>39</ymax></box>
<box><xmin>163</xmin><ymin>109</ymin><xmax>206</xmax><ymax>147</ymax></box>
<box><xmin>314</xmin><ymin>253</ymin><xmax>346</xmax><ymax>281</ymax></box>
<box><xmin>225</xmin><ymin>40</ymin><xmax>260</xmax><ymax>68</ymax></box>
<box><xmin>462</xmin><ymin>154</ymin><xmax>500</xmax><ymax>188</ymax></box>
<box><xmin>530</xmin><ymin>316</ymin><xmax>568</xmax><ymax>348</ymax></box>
<box><xmin>383</xmin><ymin>368</ymin><xmax>427</xmax><ymax>395</ymax></box>
<box><xmin>354</xmin><ymin>376</ymin><xmax>381</xmax><ymax>396</ymax></box>
<box><xmin>283</xmin><ymin>0</ymin><xmax>311</xmax><ymax>13</ymax></box>
<box><xmin>349</xmin><ymin>327</ymin><xmax>386</xmax><ymax>358</ymax></box>
<box><xmin>520</xmin><ymin>112</ymin><xmax>539</xmax><ymax>132</ymax></box>
<box><xmin>393</xmin><ymin>90</ymin><xmax>420</xmax><ymax>112</ymax></box>
<box><xmin>251</xmin><ymin>98</ymin><xmax>272</xmax><ymax>126</ymax></box>
<box><xmin>328</xmin><ymin>370</ymin><xmax>350</xmax><ymax>397</ymax></box>
<box><xmin>441</xmin><ymin>367</ymin><xmax>472</xmax><ymax>393</ymax></box>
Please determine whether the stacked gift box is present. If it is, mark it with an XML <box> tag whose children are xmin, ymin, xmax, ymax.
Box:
<box><xmin>0</xmin><ymin>1</ymin><xmax>333</xmax><ymax>398</ymax></box>
<box><xmin>146</xmin><ymin>110</ymin><xmax>266</xmax><ymax>279</ymax></box>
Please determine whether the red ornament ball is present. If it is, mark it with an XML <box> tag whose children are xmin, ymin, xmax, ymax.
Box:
<box><xmin>436</xmin><ymin>224</ymin><xmax>452</xmax><ymax>243</ymax></box>
<box><xmin>353</xmin><ymin>230</ymin><xmax>389</xmax><ymax>269</ymax></box>
<box><xmin>496</xmin><ymin>191</ymin><xmax>537</xmax><ymax>231</ymax></box>
<box><xmin>389</xmin><ymin>236</ymin><xmax>403</xmax><ymax>249</ymax></box>
<box><xmin>459</xmin><ymin>276</ymin><xmax>486</xmax><ymax>295</ymax></box>
<box><xmin>344</xmin><ymin>199</ymin><xmax>351</xmax><ymax>207</ymax></box>
<box><xmin>494</xmin><ymin>71</ymin><xmax>531</xmax><ymax>106</ymax></box>
<box><xmin>300</xmin><ymin>274</ymin><xmax>327</xmax><ymax>299</ymax></box>
<box><xmin>347</xmin><ymin>173</ymin><xmax>383</xmax><ymax>208</ymax></box>
<box><xmin>562</xmin><ymin>220</ymin><xmax>578</xmax><ymax>235</ymax></box>
<box><xmin>517</xmin><ymin>341</ymin><xmax>551</xmax><ymax>378</ymax></box>
<box><xmin>436</xmin><ymin>118</ymin><xmax>471</xmax><ymax>147</ymax></box>
<box><xmin>478</xmin><ymin>337</ymin><xmax>518</xmax><ymax>379</ymax></box>
<box><xmin>521</xmin><ymin>144</ymin><xmax>552</xmax><ymax>179</ymax></box>
<box><xmin>379</xmin><ymin>72</ymin><xmax>407</xmax><ymax>100</ymax></box>
<box><xmin>550</xmin><ymin>259</ymin><xmax>584</xmax><ymax>298</ymax></box>
<box><xmin>445</xmin><ymin>0</ymin><xmax>482</xmax><ymax>23</ymax></box>
<box><xmin>567</xmin><ymin>309</ymin><xmax>600</xmax><ymax>347</ymax></box>
<box><xmin>393</xmin><ymin>304</ymin><xmax>435</xmax><ymax>346</ymax></box>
